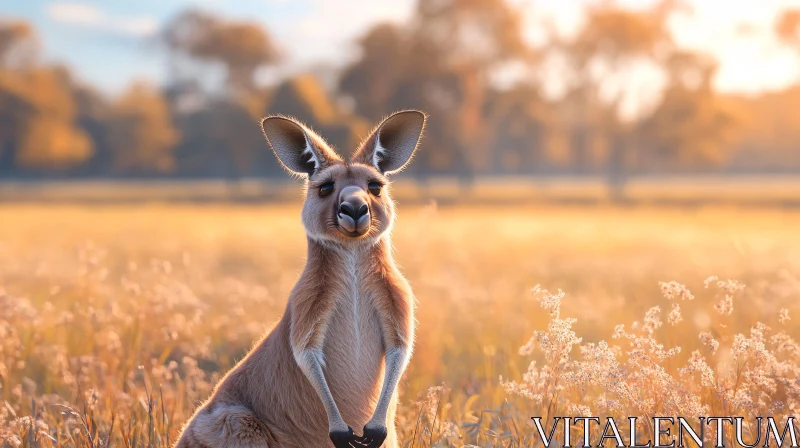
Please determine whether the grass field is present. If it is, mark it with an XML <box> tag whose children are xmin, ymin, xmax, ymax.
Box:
<box><xmin>3</xmin><ymin>176</ymin><xmax>800</xmax><ymax>205</ymax></box>
<box><xmin>1</xmin><ymin>203</ymin><xmax>799</xmax><ymax>447</ymax></box>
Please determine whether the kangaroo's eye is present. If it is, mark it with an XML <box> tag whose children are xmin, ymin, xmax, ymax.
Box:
<box><xmin>319</xmin><ymin>182</ymin><xmax>334</xmax><ymax>197</ymax></box>
<box><xmin>368</xmin><ymin>182</ymin><xmax>382</xmax><ymax>197</ymax></box>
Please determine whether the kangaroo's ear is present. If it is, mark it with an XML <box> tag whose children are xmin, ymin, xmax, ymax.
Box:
<box><xmin>261</xmin><ymin>116</ymin><xmax>340</xmax><ymax>177</ymax></box>
<box><xmin>353</xmin><ymin>110</ymin><xmax>427</xmax><ymax>175</ymax></box>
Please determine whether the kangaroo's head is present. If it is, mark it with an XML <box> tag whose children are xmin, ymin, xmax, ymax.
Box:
<box><xmin>261</xmin><ymin>110</ymin><xmax>426</xmax><ymax>245</ymax></box>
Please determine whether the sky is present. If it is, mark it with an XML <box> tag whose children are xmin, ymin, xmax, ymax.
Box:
<box><xmin>2</xmin><ymin>0</ymin><xmax>799</xmax><ymax>101</ymax></box>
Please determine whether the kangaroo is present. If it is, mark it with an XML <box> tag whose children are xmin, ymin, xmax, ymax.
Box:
<box><xmin>175</xmin><ymin>110</ymin><xmax>426</xmax><ymax>448</ymax></box>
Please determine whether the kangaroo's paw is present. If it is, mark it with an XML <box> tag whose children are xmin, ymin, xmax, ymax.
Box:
<box><xmin>330</xmin><ymin>426</ymin><xmax>379</xmax><ymax>448</ymax></box>
<box><xmin>361</xmin><ymin>423</ymin><xmax>388</xmax><ymax>448</ymax></box>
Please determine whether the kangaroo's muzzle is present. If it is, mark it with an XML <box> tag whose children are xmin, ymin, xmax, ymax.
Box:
<box><xmin>337</xmin><ymin>186</ymin><xmax>370</xmax><ymax>236</ymax></box>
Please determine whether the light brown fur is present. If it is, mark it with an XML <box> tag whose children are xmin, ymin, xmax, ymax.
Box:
<box><xmin>175</xmin><ymin>111</ymin><xmax>426</xmax><ymax>448</ymax></box>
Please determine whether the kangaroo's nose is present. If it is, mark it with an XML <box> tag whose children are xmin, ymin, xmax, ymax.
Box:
<box><xmin>339</xmin><ymin>201</ymin><xmax>368</xmax><ymax>220</ymax></box>
<box><xmin>337</xmin><ymin>186</ymin><xmax>370</xmax><ymax>235</ymax></box>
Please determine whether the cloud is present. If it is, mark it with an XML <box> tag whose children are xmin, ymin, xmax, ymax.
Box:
<box><xmin>265</xmin><ymin>0</ymin><xmax>415</xmax><ymax>69</ymax></box>
<box><xmin>46</xmin><ymin>2</ymin><xmax>158</xmax><ymax>37</ymax></box>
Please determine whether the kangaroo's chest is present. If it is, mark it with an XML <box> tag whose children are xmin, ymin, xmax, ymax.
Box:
<box><xmin>323</xmin><ymin>254</ymin><xmax>385</xmax><ymax>414</ymax></box>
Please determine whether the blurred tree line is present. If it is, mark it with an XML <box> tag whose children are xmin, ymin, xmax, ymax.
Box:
<box><xmin>1</xmin><ymin>0</ymin><xmax>799</xmax><ymax>180</ymax></box>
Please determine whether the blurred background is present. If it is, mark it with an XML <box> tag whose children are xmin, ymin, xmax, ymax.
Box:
<box><xmin>1</xmin><ymin>0</ymin><xmax>799</xmax><ymax>203</ymax></box>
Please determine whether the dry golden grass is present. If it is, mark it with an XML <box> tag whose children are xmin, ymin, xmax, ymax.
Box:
<box><xmin>0</xmin><ymin>204</ymin><xmax>799</xmax><ymax>447</ymax></box>
<box><xmin>3</xmin><ymin>176</ymin><xmax>800</xmax><ymax>205</ymax></box>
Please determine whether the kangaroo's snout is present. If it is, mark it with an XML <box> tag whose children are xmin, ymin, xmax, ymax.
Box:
<box><xmin>337</xmin><ymin>186</ymin><xmax>370</xmax><ymax>236</ymax></box>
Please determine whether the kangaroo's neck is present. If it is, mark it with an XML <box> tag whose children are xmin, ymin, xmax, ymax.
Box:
<box><xmin>304</xmin><ymin>235</ymin><xmax>394</xmax><ymax>276</ymax></box>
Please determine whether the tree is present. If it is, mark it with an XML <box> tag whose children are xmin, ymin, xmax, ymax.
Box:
<box><xmin>161</xmin><ymin>10</ymin><xmax>280</xmax><ymax>94</ymax></box>
<box><xmin>0</xmin><ymin>19</ymin><xmax>38</xmax><ymax>68</ymax></box>
<box><xmin>158</xmin><ymin>10</ymin><xmax>283</xmax><ymax>179</ymax></box>
<box><xmin>484</xmin><ymin>84</ymin><xmax>551</xmax><ymax>174</ymax></box>
<box><xmin>107</xmin><ymin>82</ymin><xmax>179</xmax><ymax>174</ymax></box>
<box><xmin>0</xmin><ymin>22</ymin><xmax>95</xmax><ymax>173</ymax></box>
<box><xmin>0</xmin><ymin>20</ymin><xmax>36</xmax><ymax>172</ymax></box>
<box><xmin>339</xmin><ymin>24</ymin><xmax>407</xmax><ymax>120</ymax></box>
<box><xmin>722</xmin><ymin>85</ymin><xmax>800</xmax><ymax>171</ymax></box>
<box><xmin>0</xmin><ymin>63</ymin><xmax>93</xmax><ymax>173</ymax></box>
<box><xmin>266</xmin><ymin>74</ymin><xmax>368</xmax><ymax>155</ymax></box>
<box><xmin>414</xmin><ymin>0</ymin><xmax>529</xmax><ymax>67</ymax></box>
<box><xmin>15</xmin><ymin>116</ymin><xmax>93</xmax><ymax>170</ymax></box>
<box><xmin>558</xmin><ymin>0</ymin><xmax>684</xmax><ymax>176</ymax></box>
<box><xmin>169</xmin><ymin>99</ymin><xmax>255</xmax><ymax>178</ymax></box>
<box><xmin>776</xmin><ymin>9</ymin><xmax>800</xmax><ymax>50</ymax></box>
<box><xmin>339</xmin><ymin>0</ymin><xmax>533</xmax><ymax>177</ymax></box>
<box><xmin>70</xmin><ymin>83</ymin><xmax>112</xmax><ymax>175</ymax></box>
<box><xmin>638</xmin><ymin>51</ymin><xmax>739</xmax><ymax>168</ymax></box>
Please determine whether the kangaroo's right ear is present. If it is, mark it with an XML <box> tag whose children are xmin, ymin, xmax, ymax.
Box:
<box><xmin>261</xmin><ymin>116</ymin><xmax>340</xmax><ymax>177</ymax></box>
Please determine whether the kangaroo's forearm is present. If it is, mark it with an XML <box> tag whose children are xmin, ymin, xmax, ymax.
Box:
<box><xmin>367</xmin><ymin>268</ymin><xmax>414</xmax><ymax>428</ymax></box>
<box><xmin>288</xmin><ymin>280</ymin><xmax>345</xmax><ymax>432</ymax></box>
<box><xmin>369</xmin><ymin>345</ymin><xmax>410</xmax><ymax>426</ymax></box>
<box><xmin>294</xmin><ymin>347</ymin><xmax>349</xmax><ymax>433</ymax></box>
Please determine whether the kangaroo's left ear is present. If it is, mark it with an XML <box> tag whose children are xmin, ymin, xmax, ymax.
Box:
<box><xmin>353</xmin><ymin>110</ymin><xmax>427</xmax><ymax>175</ymax></box>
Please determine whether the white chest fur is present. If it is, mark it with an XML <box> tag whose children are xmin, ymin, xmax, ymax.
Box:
<box><xmin>323</xmin><ymin>247</ymin><xmax>385</xmax><ymax>405</ymax></box>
